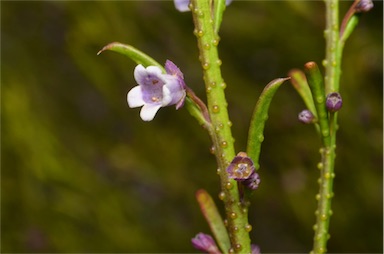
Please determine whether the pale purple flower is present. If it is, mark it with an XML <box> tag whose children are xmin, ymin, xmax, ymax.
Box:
<box><xmin>191</xmin><ymin>233</ymin><xmax>220</xmax><ymax>254</ymax></box>
<box><xmin>127</xmin><ymin>63</ymin><xmax>186</xmax><ymax>121</ymax></box>
<box><xmin>174</xmin><ymin>0</ymin><xmax>233</xmax><ymax>12</ymax></box>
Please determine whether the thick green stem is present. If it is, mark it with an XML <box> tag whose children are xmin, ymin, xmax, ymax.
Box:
<box><xmin>311</xmin><ymin>0</ymin><xmax>340</xmax><ymax>253</ymax></box>
<box><xmin>191</xmin><ymin>0</ymin><xmax>251</xmax><ymax>253</ymax></box>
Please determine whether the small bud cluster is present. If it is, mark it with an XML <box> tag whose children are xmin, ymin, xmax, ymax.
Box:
<box><xmin>298</xmin><ymin>92</ymin><xmax>343</xmax><ymax>123</ymax></box>
<box><xmin>226</xmin><ymin>152</ymin><xmax>260</xmax><ymax>190</ymax></box>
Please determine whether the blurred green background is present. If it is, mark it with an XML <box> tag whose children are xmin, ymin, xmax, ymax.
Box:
<box><xmin>2</xmin><ymin>1</ymin><xmax>382</xmax><ymax>253</ymax></box>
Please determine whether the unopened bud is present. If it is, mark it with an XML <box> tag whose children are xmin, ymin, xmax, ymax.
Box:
<box><xmin>355</xmin><ymin>0</ymin><xmax>374</xmax><ymax>13</ymax></box>
<box><xmin>251</xmin><ymin>244</ymin><xmax>261</xmax><ymax>254</ymax></box>
<box><xmin>298</xmin><ymin>109</ymin><xmax>315</xmax><ymax>124</ymax></box>
<box><xmin>326</xmin><ymin>92</ymin><xmax>343</xmax><ymax>112</ymax></box>
<box><xmin>191</xmin><ymin>233</ymin><xmax>220</xmax><ymax>254</ymax></box>
<box><xmin>242</xmin><ymin>171</ymin><xmax>261</xmax><ymax>190</ymax></box>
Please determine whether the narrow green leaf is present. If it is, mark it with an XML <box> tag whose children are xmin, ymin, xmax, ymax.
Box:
<box><xmin>97</xmin><ymin>42</ymin><xmax>163</xmax><ymax>70</ymax></box>
<box><xmin>288</xmin><ymin>69</ymin><xmax>317</xmax><ymax>118</ymax></box>
<box><xmin>340</xmin><ymin>14</ymin><xmax>359</xmax><ymax>46</ymax></box>
<box><xmin>304</xmin><ymin>61</ymin><xmax>331</xmax><ymax>147</ymax></box>
<box><xmin>196</xmin><ymin>189</ymin><xmax>230</xmax><ymax>254</ymax></box>
<box><xmin>213</xmin><ymin>0</ymin><xmax>226</xmax><ymax>34</ymax></box>
<box><xmin>246</xmin><ymin>77</ymin><xmax>290</xmax><ymax>169</ymax></box>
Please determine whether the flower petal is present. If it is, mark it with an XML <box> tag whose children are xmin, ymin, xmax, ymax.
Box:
<box><xmin>163</xmin><ymin>75</ymin><xmax>186</xmax><ymax>106</ymax></box>
<box><xmin>174</xmin><ymin>0</ymin><xmax>190</xmax><ymax>12</ymax></box>
<box><xmin>140</xmin><ymin>103</ymin><xmax>162</xmax><ymax>121</ymax></box>
<box><xmin>134</xmin><ymin>64</ymin><xmax>166</xmax><ymax>86</ymax></box>
<box><xmin>162</xmin><ymin>86</ymin><xmax>173</xmax><ymax>106</ymax></box>
<box><xmin>127</xmin><ymin>86</ymin><xmax>145</xmax><ymax>108</ymax></box>
<box><xmin>165</xmin><ymin>60</ymin><xmax>184</xmax><ymax>80</ymax></box>
<box><xmin>174</xmin><ymin>0</ymin><xmax>233</xmax><ymax>12</ymax></box>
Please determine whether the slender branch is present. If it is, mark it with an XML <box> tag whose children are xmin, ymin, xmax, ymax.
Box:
<box><xmin>323</xmin><ymin>0</ymin><xmax>339</xmax><ymax>94</ymax></box>
<box><xmin>190</xmin><ymin>0</ymin><xmax>251</xmax><ymax>253</ymax></box>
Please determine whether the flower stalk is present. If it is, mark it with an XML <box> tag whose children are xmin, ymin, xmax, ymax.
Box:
<box><xmin>190</xmin><ymin>0</ymin><xmax>251</xmax><ymax>252</ymax></box>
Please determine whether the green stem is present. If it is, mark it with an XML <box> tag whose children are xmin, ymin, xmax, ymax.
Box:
<box><xmin>191</xmin><ymin>0</ymin><xmax>251</xmax><ymax>253</ymax></box>
<box><xmin>312</xmin><ymin>0</ymin><xmax>339</xmax><ymax>253</ymax></box>
<box><xmin>323</xmin><ymin>0</ymin><xmax>339</xmax><ymax>94</ymax></box>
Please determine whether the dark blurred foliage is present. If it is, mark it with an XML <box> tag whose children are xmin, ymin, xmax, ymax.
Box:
<box><xmin>2</xmin><ymin>1</ymin><xmax>382</xmax><ymax>253</ymax></box>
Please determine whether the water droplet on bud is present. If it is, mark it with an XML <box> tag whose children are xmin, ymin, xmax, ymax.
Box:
<box><xmin>212</xmin><ymin>105</ymin><xmax>220</xmax><ymax>113</ymax></box>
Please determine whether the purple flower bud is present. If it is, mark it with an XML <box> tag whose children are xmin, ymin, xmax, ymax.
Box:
<box><xmin>355</xmin><ymin>0</ymin><xmax>374</xmax><ymax>13</ymax></box>
<box><xmin>298</xmin><ymin>109</ymin><xmax>315</xmax><ymax>124</ymax></box>
<box><xmin>226</xmin><ymin>152</ymin><xmax>255</xmax><ymax>180</ymax></box>
<box><xmin>242</xmin><ymin>171</ymin><xmax>261</xmax><ymax>190</ymax></box>
<box><xmin>191</xmin><ymin>233</ymin><xmax>220</xmax><ymax>254</ymax></box>
<box><xmin>127</xmin><ymin>63</ymin><xmax>186</xmax><ymax>121</ymax></box>
<box><xmin>325</xmin><ymin>92</ymin><xmax>343</xmax><ymax>113</ymax></box>
<box><xmin>173</xmin><ymin>0</ymin><xmax>233</xmax><ymax>12</ymax></box>
<box><xmin>251</xmin><ymin>244</ymin><xmax>261</xmax><ymax>254</ymax></box>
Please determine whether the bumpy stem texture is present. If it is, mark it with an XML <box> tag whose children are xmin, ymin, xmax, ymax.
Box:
<box><xmin>311</xmin><ymin>0</ymin><xmax>339</xmax><ymax>253</ymax></box>
<box><xmin>191</xmin><ymin>0</ymin><xmax>251</xmax><ymax>253</ymax></box>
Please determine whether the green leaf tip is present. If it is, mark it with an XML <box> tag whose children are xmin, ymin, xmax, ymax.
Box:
<box><xmin>196</xmin><ymin>189</ymin><xmax>231</xmax><ymax>254</ymax></box>
<box><xmin>97</xmin><ymin>42</ymin><xmax>162</xmax><ymax>69</ymax></box>
<box><xmin>288</xmin><ymin>69</ymin><xmax>317</xmax><ymax>118</ymax></box>
<box><xmin>304</xmin><ymin>61</ymin><xmax>331</xmax><ymax>146</ymax></box>
<box><xmin>246</xmin><ymin>77</ymin><xmax>291</xmax><ymax>169</ymax></box>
